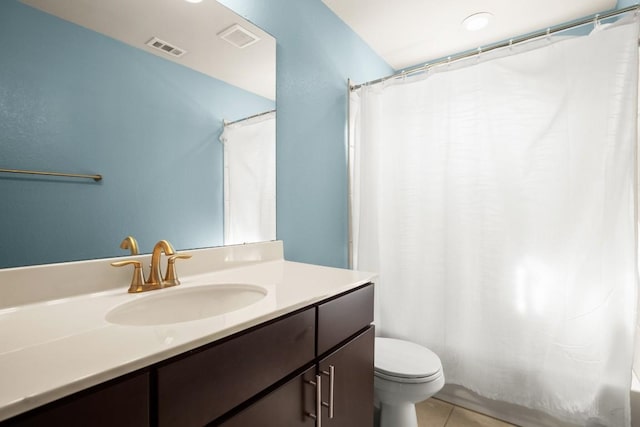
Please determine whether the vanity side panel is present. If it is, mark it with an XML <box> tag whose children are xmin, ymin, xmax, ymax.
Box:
<box><xmin>2</xmin><ymin>371</ymin><xmax>150</xmax><ymax>427</ymax></box>
<box><xmin>156</xmin><ymin>308</ymin><xmax>316</xmax><ymax>427</ymax></box>
<box><xmin>317</xmin><ymin>283</ymin><xmax>374</xmax><ymax>356</ymax></box>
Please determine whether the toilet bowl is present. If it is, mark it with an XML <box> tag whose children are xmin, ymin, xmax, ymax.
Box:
<box><xmin>375</xmin><ymin>337</ymin><xmax>445</xmax><ymax>427</ymax></box>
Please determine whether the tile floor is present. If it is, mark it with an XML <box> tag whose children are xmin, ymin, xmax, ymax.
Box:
<box><xmin>416</xmin><ymin>398</ymin><xmax>518</xmax><ymax>427</ymax></box>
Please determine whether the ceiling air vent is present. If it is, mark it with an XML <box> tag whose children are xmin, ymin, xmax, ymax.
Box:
<box><xmin>218</xmin><ymin>24</ymin><xmax>260</xmax><ymax>48</ymax></box>
<box><xmin>145</xmin><ymin>37</ymin><xmax>187</xmax><ymax>58</ymax></box>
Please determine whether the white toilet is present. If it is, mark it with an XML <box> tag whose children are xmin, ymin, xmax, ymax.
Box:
<box><xmin>374</xmin><ymin>337</ymin><xmax>445</xmax><ymax>427</ymax></box>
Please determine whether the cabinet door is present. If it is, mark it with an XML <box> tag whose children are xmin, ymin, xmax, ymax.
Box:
<box><xmin>319</xmin><ymin>326</ymin><xmax>374</xmax><ymax>427</ymax></box>
<box><xmin>218</xmin><ymin>366</ymin><xmax>317</xmax><ymax>427</ymax></box>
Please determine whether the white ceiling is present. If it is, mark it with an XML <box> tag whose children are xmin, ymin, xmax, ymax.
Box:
<box><xmin>322</xmin><ymin>0</ymin><xmax>617</xmax><ymax>71</ymax></box>
<box><xmin>20</xmin><ymin>0</ymin><xmax>276</xmax><ymax>100</ymax></box>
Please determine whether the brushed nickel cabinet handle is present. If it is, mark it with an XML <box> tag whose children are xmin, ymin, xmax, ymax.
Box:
<box><xmin>321</xmin><ymin>366</ymin><xmax>335</xmax><ymax>419</ymax></box>
<box><xmin>306</xmin><ymin>374</ymin><xmax>322</xmax><ymax>427</ymax></box>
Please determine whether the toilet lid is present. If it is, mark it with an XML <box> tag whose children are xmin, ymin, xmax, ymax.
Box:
<box><xmin>375</xmin><ymin>337</ymin><xmax>442</xmax><ymax>380</ymax></box>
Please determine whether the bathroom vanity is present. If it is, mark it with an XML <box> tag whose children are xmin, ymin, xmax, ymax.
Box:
<box><xmin>0</xmin><ymin>241</ymin><xmax>375</xmax><ymax>426</ymax></box>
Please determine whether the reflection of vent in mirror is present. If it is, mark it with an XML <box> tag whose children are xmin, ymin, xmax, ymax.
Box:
<box><xmin>218</xmin><ymin>24</ymin><xmax>261</xmax><ymax>48</ymax></box>
<box><xmin>145</xmin><ymin>37</ymin><xmax>187</xmax><ymax>57</ymax></box>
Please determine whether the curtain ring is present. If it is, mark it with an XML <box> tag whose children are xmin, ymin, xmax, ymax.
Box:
<box><xmin>425</xmin><ymin>65</ymin><xmax>432</xmax><ymax>78</ymax></box>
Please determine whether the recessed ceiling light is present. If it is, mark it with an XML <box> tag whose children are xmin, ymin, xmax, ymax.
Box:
<box><xmin>462</xmin><ymin>12</ymin><xmax>493</xmax><ymax>31</ymax></box>
<box><xmin>185</xmin><ymin>0</ymin><xmax>202</xmax><ymax>3</ymax></box>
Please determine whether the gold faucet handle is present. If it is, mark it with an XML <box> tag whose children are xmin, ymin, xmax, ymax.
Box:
<box><xmin>111</xmin><ymin>260</ymin><xmax>147</xmax><ymax>293</ymax></box>
<box><xmin>163</xmin><ymin>254</ymin><xmax>192</xmax><ymax>287</ymax></box>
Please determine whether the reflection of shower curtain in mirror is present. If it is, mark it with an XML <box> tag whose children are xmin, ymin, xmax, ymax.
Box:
<box><xmin>350</xmin><ymin>18</ymin><xmax>638</xmax><ymax>427</ymax></box>
<box><xmin>220</xmin><ymin>111</ymin><xmax>276</xmax><ymax>245</ymax></box>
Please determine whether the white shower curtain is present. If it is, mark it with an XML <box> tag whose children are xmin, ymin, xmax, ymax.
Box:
<box><xmin>220</xmin><ymin>111</ymin><xmax>276</xmax><ymax>245</ymax></box>
<box><xmin>351</xmin><ymin>18</ymin><xmax>639</xmax><ymax>426</ymax></box>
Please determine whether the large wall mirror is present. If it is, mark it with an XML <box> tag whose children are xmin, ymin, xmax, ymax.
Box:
<box><xmin>0</xmin><ymin>0</ymin><xmax>276</xmax><ymax>268</ymax></box>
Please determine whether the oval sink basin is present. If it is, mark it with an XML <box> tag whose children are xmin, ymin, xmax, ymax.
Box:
<box><xmin>106</xmin><ymin>284</ymin><xmax>267</xmax><ymax>326</ymax></box>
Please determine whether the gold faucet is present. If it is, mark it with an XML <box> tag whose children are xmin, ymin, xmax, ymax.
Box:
<box><xmin>111</xmin><ymin>238</ymin><xmax>190</xmax><ymax>293</ymax></box>
<box><xmin>119</xmin><ymin>236</ymin><xmax>139</xmax><ymax>255</ymax></box>
<box><xmin>147</xmin><ymin>240</ymin><xmax>175</xmax><ymax>287</ymax></box>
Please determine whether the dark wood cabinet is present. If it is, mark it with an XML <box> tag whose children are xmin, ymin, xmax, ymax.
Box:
<box><xmin>223</xmin><ymin>284</ymin><xmax>375</xmax><ymax>427</ymax></box>
<box><xmin>2</xmin><ymin>283</ymin><xmax>374</xmax><ymax>427</ymax></box>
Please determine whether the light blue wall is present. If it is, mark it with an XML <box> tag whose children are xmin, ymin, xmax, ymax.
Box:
<box><xmin>0</xmin><ymin>1</ymin><xmax>274</xmax><ymax>268</ymax></box>
<box><xmin>11</xmin><ymin>0</ymin><xmax>619</xmax><ymax>269</ymax></box>
<box><xmin>617</xmin><ymin>0</ymin><xmax>639</xmax><ymax>7</ymax></box>
<box><xmin>219</xmin><ymin>0</ymin><xmax>393</xmax><ymax>268</ymax></box>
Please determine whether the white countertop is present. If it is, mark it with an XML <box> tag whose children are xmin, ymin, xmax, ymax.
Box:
<box><xmin>0</xmin><ymin>242</ymin><xmax>376</xmax><ymax>422</ymax></box>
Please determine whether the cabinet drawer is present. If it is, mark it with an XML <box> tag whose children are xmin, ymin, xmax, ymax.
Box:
<box><xmin>4</xmin><ymin>372</ymin><xmax>149</xmax><ymax>427</ymax></box>
<box><xmin>157</xmin><ymin>308</ymin><xmax>316</xmax><ymax>427</ymax></box>
<box><xmin>317</xmin><ymin>283</ymin><xmax>373</xmax><ymax>356</ymax></box>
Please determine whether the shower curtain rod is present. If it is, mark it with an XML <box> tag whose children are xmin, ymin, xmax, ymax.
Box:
<box><xmin>223</xmin><ymin>109</ymin><xmax>276</xmax><ymax>127</ymax></box>
<box><xmin>350</xmin><ymin>5</ymin><xmax>640</xmax><ymax>91</ymax></box>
